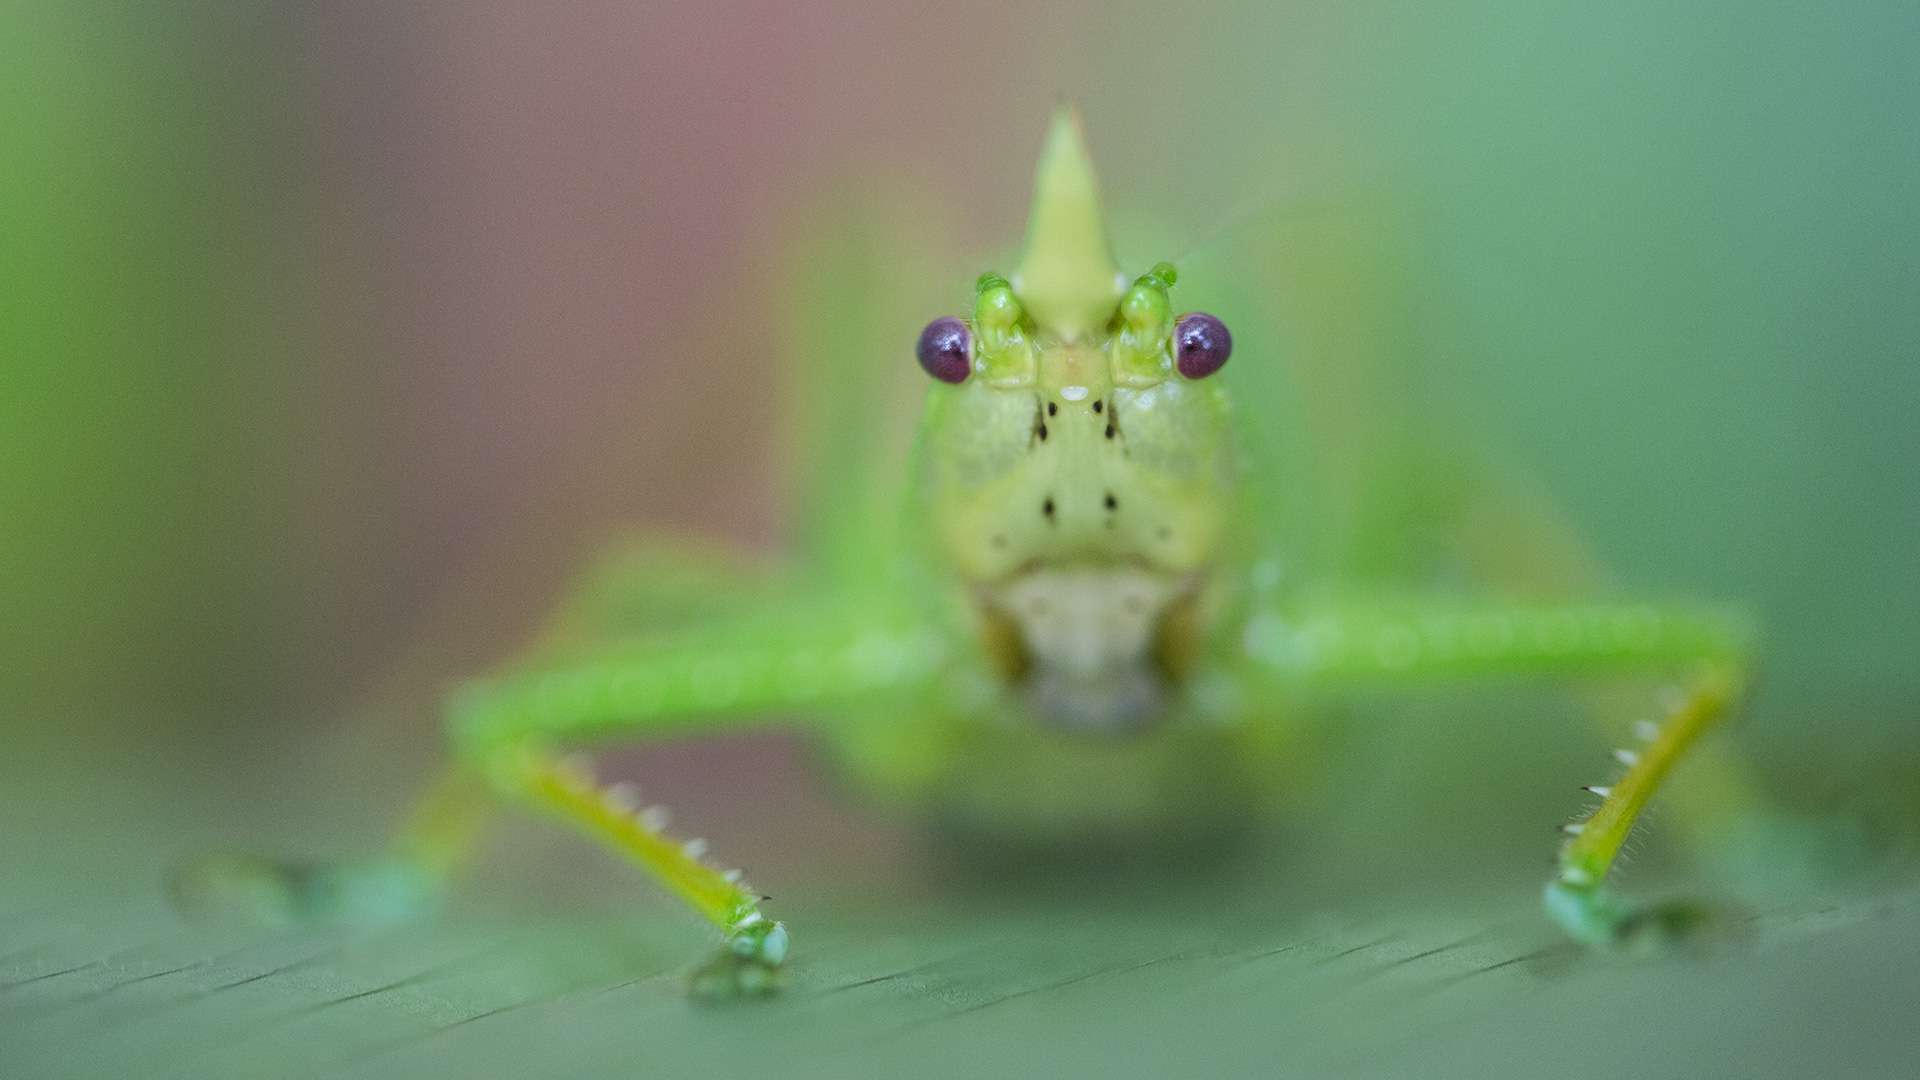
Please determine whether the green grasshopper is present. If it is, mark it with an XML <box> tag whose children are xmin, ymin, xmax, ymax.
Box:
<box><xmin>182</xmin><ymin>108</ymin><xmax>1763</xmax><ymax>997</ymax></box>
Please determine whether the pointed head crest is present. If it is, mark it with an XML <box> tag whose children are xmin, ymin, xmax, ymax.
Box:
<box><xmin>912</xmin><ymin>110</ymin><xmax>1230</xmax><ymax>394</ymax></box>
<box><xmin>1012</xmin><ymin>107</ymin><xmax>1125</xmax><ymax>340</ymax></box>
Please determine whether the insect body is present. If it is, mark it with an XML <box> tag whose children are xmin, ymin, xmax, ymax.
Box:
<box><xmin>182</xmin><ymin>109</ymin><xmax>1757</xmax><ymax>996</ymax></box>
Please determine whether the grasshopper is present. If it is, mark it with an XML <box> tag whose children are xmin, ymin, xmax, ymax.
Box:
<box><xmin>181</xmin><ymin>109</ymin><xmax>1762</xmax><ymax>997</ymax></box>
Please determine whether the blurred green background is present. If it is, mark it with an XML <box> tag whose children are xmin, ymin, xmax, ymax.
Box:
<box><xmin>3</xmin><ymin>3</ymin><xmax>1917</xmax><ymax>1076</ymax></box>
<box><xmin>6</xmin><ymin>1</ymin><xmax>1914</xmax><ymax>733</ymax></box>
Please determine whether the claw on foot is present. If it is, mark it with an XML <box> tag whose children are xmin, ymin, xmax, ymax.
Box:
<box><xmin>687</xmin><ymin>918</ymin><xmax>790</xmax><ymax>1001</ymax></box>
<box><xmin>1543</xmin><ymin>880</ymin><xmax>1629</xmax><ymax>946</ymax></box>
<box><xmin>1545</xmin><ymin>881</ymin><xmax>1746</xmax><ymax>952</ymax></box>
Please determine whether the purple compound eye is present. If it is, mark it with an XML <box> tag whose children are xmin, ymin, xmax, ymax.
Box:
<box><xmin>916</xmin><ymin>317</ymin><xmax>972</xmax><ymax>384</ymax></box>
<box><xmin>1174</xmin><ymin>312</ymin><xmax>1232</xmax><ymax>379</ymax></box>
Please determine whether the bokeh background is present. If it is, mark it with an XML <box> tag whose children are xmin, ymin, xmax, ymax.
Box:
<box><xmin>9</xmin><ymin>2</ymin><xmax>1916</xmax><ymax>734</ymax></box>
<box><xmin>4</xmin><ymin>3</ymin><xmax>1918</xmax><ymax>1075</ymax></box>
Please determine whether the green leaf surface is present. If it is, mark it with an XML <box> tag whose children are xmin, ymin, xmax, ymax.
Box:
<box><xmin>6</xmin><ymin>723</ymin><xmax>1917</xmax><ymax>1080</ymax></box>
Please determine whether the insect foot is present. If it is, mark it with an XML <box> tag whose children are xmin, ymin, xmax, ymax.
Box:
<box><xmin>685</xmin><ymin>915</ymin><xmax>790</xmax><ymax>1001</ymax></box>
<box><xmin>168</xmin><ymin>852</ymin><xmax>439</xmax><ymax>928</ymax></box>
<box><xmin>1543</xmin><ymin>881</ymin><xmax>1748</xmax><ymax>954</ymax></box>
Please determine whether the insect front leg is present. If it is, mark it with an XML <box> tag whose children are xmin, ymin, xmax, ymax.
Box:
<box><xmin>446</xmin><ymin>604</ymin><xmax>946</xmax><ymax>995</ymax></box>
<box><xmin>176</xmin><ymin>584</ymin><xmax>946</xmax><ymax>997</ymax></box>
<box><xmin>1244</xmin><ymin>597</ymin><xmax>1754</xmax><ymax>946</ymax></box>
<box><xmin>1544</xmin><ymin>664</ymin><xmax>1742</xmax><ymax>943</ymax></box>
<box><xmin>171</xmin><ymin>539</ymin><xmax>792</xmax><ymax>929</ymax></box>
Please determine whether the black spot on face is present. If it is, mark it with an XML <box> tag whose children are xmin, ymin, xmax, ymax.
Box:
<box><xmin>1042</xmin><ymin>496</ymin><xmax>1056</xmax><ymax>522</ymax></box>
<box><xmin>1038</xmin><ymin>424</ymin><xmax>1049</xmax><ymax>441</ymax></box>
<box><xmin>1093</xmin><ymin>399</ymin><xmax>1104</xmax><ymax>414</ymax></box>
<box><xmin>1104</xmin><ymin>423</ymin><xmax>1116</xmax><ymax>440</ymax></box>
<box><xmin>1103</xmin><ymin>492</ymin><xmax>1118</xmax><ymax>511</ymax></box>
<box><xmin>1047</xmin><ymin>401</ymin><xmax>1058</xmax><ymax>417</ymax></box>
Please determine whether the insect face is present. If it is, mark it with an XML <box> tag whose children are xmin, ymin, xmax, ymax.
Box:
<box><xmin>909</xmin><ymin>112</ymin><xmax>1239</xmax><ymax>731</ymax></box>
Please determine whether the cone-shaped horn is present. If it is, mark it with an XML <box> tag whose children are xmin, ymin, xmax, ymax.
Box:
<box><xmin>1014</xmin><ymin>106</ymin><xmax>1125</xmax><ymax>340</ymax></box>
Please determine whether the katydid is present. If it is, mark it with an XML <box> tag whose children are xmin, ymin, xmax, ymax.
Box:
<box><xmin>178</xmin><ymin>108</ymin><xmax>1766</xmax><ymax>997</ymax></box>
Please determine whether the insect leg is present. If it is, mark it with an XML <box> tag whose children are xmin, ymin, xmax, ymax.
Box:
<box><xmin>177</xmin><ymin>593</ymin><xmax>945</xmax><ymax>995</ymax></box>
<box><xmin>1545</xmin><ymin>663</ymin><xmax>1741</xmax><ymax>943</ymax></box>
<box><xmin>171</xmin><ymin>540</ymin><xmax>790</xmax><ymax>928</ymax></box>
<box><xmin>1244</xmin><ymin>598</ymin><xmax>1753</xmax><ymax>944</ymax></box>
<box><xmin>447</xmin><ymin>604</ymin><xmax>946</xmax><ymax>994</ymax></box>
